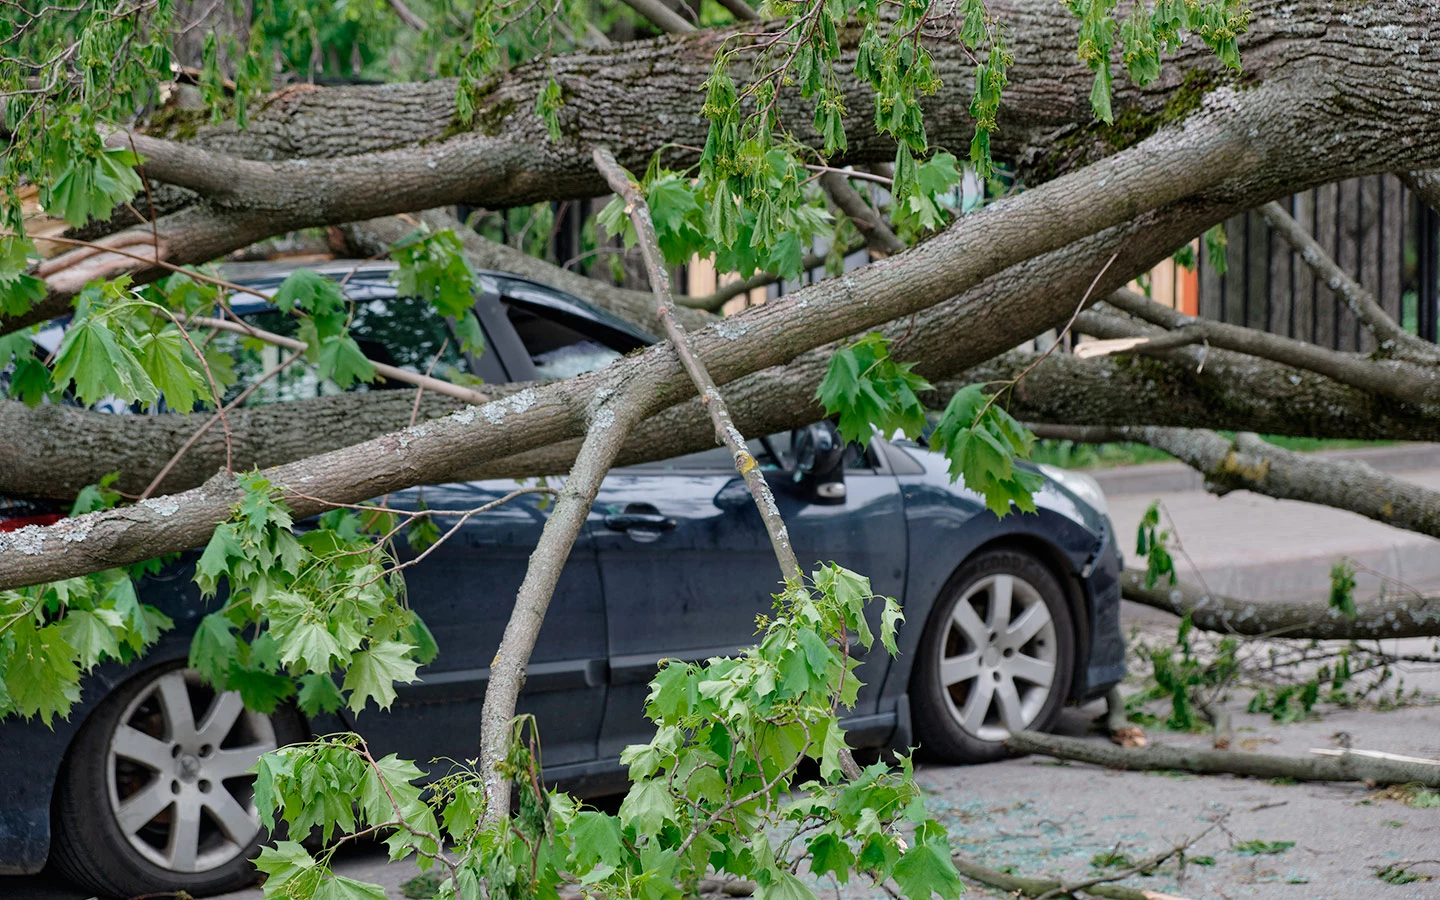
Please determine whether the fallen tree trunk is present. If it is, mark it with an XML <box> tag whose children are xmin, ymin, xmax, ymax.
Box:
<box><xmin>1120</xmin><ymin>570</ymin><xmax>1440</xmax><ymax>640</ymax></box>
<box><xmin>1006</xmin><ymin>730</ymin><xmax>1440</xmax><ymax>788</ymax></box>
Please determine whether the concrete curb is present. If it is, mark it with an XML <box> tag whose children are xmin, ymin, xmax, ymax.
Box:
<box><xmin>1090</xmin><ymin>441</ymin><xmax>1440</xmax><ymax>496</ymax></box>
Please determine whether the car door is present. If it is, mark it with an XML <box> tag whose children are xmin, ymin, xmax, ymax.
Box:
<box><xmin>362</xmin><ymin>481</ymin><xmax>609</xmax><ymax>770</ymax></box>
<box><xmin>590</xmin><ymin>436</ymin><xmax>908</xmax><ymax>758</ymax></box>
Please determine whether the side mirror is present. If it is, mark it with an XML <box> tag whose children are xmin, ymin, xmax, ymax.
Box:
<box><xmin>790</xmin><ymin>421</ymin><xmax>846</xmax><ymax>504</ymax></box>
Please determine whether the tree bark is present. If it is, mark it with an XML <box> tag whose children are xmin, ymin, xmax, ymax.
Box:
<box><xmin>9</xmin><ymin>0</ymin><xmax>1440</xmax><ymax>333</ymax></box>
<box><xmin>1006</xmin><ymin>729</ymin><xmax>1440</xmax><ymax>789</ymax></box>
<box><xmin>0</xmin><ymin>108</ymin><xmax>1252</xmax><ymax>588</ymax></box>
<box><xmin>1120</xmin><ymin>571</ymin><xmax>1440</xmax><ymax>641</ymax></box>
<box><xmin>1048</xmin><ymin>427</ymin><xmax>1440</xmax><ymax>540</ymax></box>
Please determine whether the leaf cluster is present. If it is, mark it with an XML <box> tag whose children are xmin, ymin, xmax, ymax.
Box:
<box><xmin>253</xmin><ymin>563</ymin><xmax>964</xmax><ymax>900</ymax></box>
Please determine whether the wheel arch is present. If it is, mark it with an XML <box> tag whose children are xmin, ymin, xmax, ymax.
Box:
<box><xmin>0</xmin><ymin>642</ymin><xmax>192</xmax><ymax>875</ymax></box>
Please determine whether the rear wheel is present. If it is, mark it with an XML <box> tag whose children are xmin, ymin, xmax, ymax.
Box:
<box><xmin>51</xmin><ymin>664</ymin><xmax>303</xmax><ymax>898</ymax></box>
<box><xmin>910</xmin><ymin>549</ymin><xmax>1075</xmax><ymax>763</ymax></box>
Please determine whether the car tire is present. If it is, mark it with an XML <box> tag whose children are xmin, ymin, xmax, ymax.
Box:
<box><xmin>50</xmin><ymin>663</ymin><xmax>305</xmax><ymax>899</ymax></box>
<box><xmin>910</xmin><ymin>549</ymin><xmax>1075</xmax><ymax>764</ymax></box>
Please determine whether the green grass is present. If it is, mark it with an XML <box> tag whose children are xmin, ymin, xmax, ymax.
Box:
<box><xmin>1032</xmin><ymin>434</ymin><xmax>1396</xmax><ymax>471</ymax></box>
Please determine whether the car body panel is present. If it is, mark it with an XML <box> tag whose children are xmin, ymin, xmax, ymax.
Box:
<box><xmin>0</xmin><ymin>261</ymin><xmax>1124</xmax><ymax>876</ymax></box>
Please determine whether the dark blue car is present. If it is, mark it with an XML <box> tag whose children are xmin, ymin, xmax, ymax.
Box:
<box><xmin>0</xmin><ymin>261</ymin><xmax>1125</xmax><ymax>898</ymax></box>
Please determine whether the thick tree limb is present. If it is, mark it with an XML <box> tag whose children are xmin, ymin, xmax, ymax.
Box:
<box><xmin>1006</xmin><ymin>729</ymin><xmax>1440</xmax><ymax>788</ymax></box>
<box><xmin>1120</xmin><ymin>570</ymin><xmax>1440</xmax><ymax>640</ymax></box>
<box><xmin>479</xmin><ymin>393</ymin><xmax>644</xmax><ymax>822</ymax></box>
<box><xmin>1095</xmin><ymin>289</ymin><xmax>1440</xmax><ymax>405</ymax></box>
<box><xmin>0</xmin><ymin>107</ymin><xmax>1251</xmax><ymax>589</ymax></box>
<box><xmin>1045</xmin><ymin>425</ymin><xmax>1440</xmax><ymax>540</ymax></box>
<box><xmin>7</xmin><ymin>0</ymin><xmax>1437</xmax><ymax>338</ymax></box>
<box><xmin>1257</xmin><ymin>201</ymin><xmax>1438</xmax><ymax>362</ymax></box>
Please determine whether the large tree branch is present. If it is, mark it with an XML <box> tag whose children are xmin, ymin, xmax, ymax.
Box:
<box><xmin>1040</xmin><ymin>425</ymin><xmax>1440</xmax><ymax>539</ymax></box>
<box><xmin>1091</xmin><ymin>288</ymin><xmax>1440</xmax><ymax>404</ymax></box>
<box><xmin>7</xmin><ymin>0</ymin><xmax>1438</xmax><ymax>336</ymax></box>
<box><xmin>1120</xmin><ymin>571</ymin><xmax>1440</xmax><ymax>640</ymax></box>
<box><xmin>0</xmin><ymin>107</ymin><xmax>1253</xmax><ymax>588</ymax></box>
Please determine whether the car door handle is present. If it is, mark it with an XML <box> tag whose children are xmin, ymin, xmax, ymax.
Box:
<box><xmin>604</xmin><ymin>513</ymin><xmax>677</xmax><ymax>532</ymax></box>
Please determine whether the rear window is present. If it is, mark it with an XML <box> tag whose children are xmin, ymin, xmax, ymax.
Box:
<box><xmin>221</xmin><ymin>297</ymin><xmax>472</xmax><ymax>406</ymax></box>
<box><xmin>506</xmin><ymin>305</ymin><xmax>621</xmax><ymax>379</ymax></box>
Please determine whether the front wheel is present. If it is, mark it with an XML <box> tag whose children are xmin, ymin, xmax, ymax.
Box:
<box><xmin>51</xmin><ymin>664</ymin><xmax>304</xmax><ymax>898</ymax></box>
<box><xmin>910</xmin><ymin>549</ymin><xmax>1075</xmax><ymax>763</ymax></box>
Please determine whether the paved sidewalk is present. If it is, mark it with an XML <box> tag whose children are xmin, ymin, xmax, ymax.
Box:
<box><xmin>1098</xmin><ymin>444</ymin><xmax>1440</xmax><ymax>603</ymax></box>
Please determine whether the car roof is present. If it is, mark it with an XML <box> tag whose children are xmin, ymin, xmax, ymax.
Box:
<box><xmin>216</xmin><ymin>259</ymin><xmax>657</xmax><ymax>349</ymax></box>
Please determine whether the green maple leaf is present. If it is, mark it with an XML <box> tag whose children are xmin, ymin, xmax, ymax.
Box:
<box><xmin>255</xmin><ymin>841</ymin><xmax>318</xmax><ymax>896</ymax></box>
<box><xmin>618</xmin><ymin>777</ymin><xmax>675</xmax><ymax>834</ymax></box>
<box><xmin>816</xmin><ymin>334</ymin><xmax>933</xmax><ymax>447</ymax></box>
<box><xmin>137</xmin><ymin>327</ymin><xmax>210</xmax><ymax>413</ymax></box>
<box><xmin>50</xmin><ymin>314</ymin><xmax>158</xmax><ymax>409</ymax></box>
<box><xmin>188</xmin><ymin>613</ymin><xmax>239</xmax><ymax>686</ymax></box>
<box><xmin>880</xmin><ymin>597</ymin><xmax>904</xmax><ymax>656</ymax></box>
<box><xmin>3</xmin><ymin>618</ymin><xmax>81</xmax><ymax>725</ymax></box>
<box><xmin>196</xmin><ymin>523</ymin><xmax>242</xmax><ymax>596</ymax></box>
<box><xmin>808</xmin><ymin>831</ymin><xmax>855</xmax><ymax>884</ymax></box>
<box><xmin>342</xmin><ymin>641</ymin><xmax>420</xmax><ymax>714</ymax></box>
<box><xmin>224</xmin><ymin>665</ymin><xmax>296</xmax><ymax>714</ymax></box>
<box><xmin>568</xmin><ymin>810</ymin><xmax>624</xmax><ymax>870</ymax></box>
<box><xmin>315</xmin><ymin>875</ymin><xmax>389</xmax><ymax>900</ymax></box>
<box><xmin>757</xmin><ymin>872</ymin><xmax>817</xmax><ymax>900</ymax></box>
<box><xmin>892</xmin><ymin>826</ymin><xmax>963</xmax><ymax>900</ymax></box>
<box><xmin>273</xmin><ymin>269</ymin><xmax>345</xmax><ymax>316</ymax></box>
<box><xmin>645</xmin><ymin>660</ymin><xmax>694</xmax><ymax>723</ymax></box>
<box><xmin>296</xmin><ymin>673</ymin><xmax>345</xmax><ymax>716</ymax></box>
<box><xmin>317</xmin><ymin>336</ymin><xmax>376</xmax><ymax>389</ymax></box>
<box><xmin>59</xmin><ymin>608</ymin><xmax>122</xmax><ymax>669</ymax></box>
<box><xmin>280</xmin><ymin>618</ymin><xmax>349</xmax><ymax>675</ymax></box>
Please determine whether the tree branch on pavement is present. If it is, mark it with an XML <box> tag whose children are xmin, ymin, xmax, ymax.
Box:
<box><xmin>1032</xmin><ymin>425</ymin><xmax>1440</xmax><ymax>540</ymax></box>
<box><xmin>952</xmin><ymin>856</ymin><xmax>1196</xmax><ymax>900</ymax></box>
<box><xmin>1119</xmin><ymin>570</ymin><xmax>1440</xmax><ymax>641</ymax></box>
<box><xmin>1006</xmin><ymin>729</ymin><xmax>1440</xmax><ymax>789</ymax></box>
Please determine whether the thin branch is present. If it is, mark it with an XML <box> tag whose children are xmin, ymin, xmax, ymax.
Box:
<box><xmin>478</xmin><ymin>393</ymin><xmax>644</xmax><ymax>825</ymax></box>
<box><xmin>593</xmin><ymin>146</ymin><xmax>802</xmax><ymax>582</ymax></box>
<box><xmin>819</xmin><ymin>170</ymin><xmax>906</xmax><ymax>257</ymax></box>
<box><xmin>1258</xmin><ymin>200</ymin><xmax>1439</xmax><ymax>362</ymax></box>
<box><xmin>177</xmin><ymin>315</ymin><xmax>489</xmax><ymax>405</ymax></box>
<box><xmin>617</xmin><ymin>0</ymin><xmax>695</xmax><ymax>32</ymax></box>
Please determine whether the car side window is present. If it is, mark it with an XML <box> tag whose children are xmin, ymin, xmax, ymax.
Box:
<box><xmin>218</xmin><ymin>298</ymin><xmax>472</xmax><ymax>406</ymax></box>
<box><xmin>627</xmin><ymin>430</ymin><xmax>879</xmax><ymax>472</ymax></box>
<box><xmin>506</xmin><ymin>305</ymin><xmax>622</xmax><ymax>379</ymax></box>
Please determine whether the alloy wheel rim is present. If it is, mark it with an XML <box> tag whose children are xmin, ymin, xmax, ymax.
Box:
<box><xmin>937</xmin><ymin>573</ymin><xmax>1058</xmax><ymax>743</ymax></box>
<box><xmin>105</xmin><ymin>668</ymin><xmax>277</xmax><ymax>873</ymax></box>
